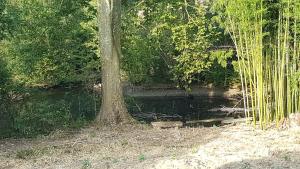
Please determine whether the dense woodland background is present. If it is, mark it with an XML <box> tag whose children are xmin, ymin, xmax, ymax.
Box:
<box><xmin>0</xmin><ymin>0</ymin><xmax>237</xmax><ymax>90</ymax></box>
<box><xmin>1</xmin><ymin>0</ymin><xmax>300</xmax><ymax>137</ymax></box>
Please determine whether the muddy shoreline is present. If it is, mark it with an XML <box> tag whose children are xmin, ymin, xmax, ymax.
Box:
<box><xmin>123</xmin><ymin>85</ymin><xmax>241</xmax><ymax>98</ymax></box>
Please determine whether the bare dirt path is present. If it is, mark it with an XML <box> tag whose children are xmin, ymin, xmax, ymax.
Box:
<box><xmin>0</xmin><ymin>124</ymin><xmax>299</xmax><ymax>169</ymax></box>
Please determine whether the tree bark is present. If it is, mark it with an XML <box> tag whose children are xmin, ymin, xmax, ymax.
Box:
<box><xmin>97</xmin><ymin>0</ymin><xmax>131</xmax><ymax>124</ymax></box>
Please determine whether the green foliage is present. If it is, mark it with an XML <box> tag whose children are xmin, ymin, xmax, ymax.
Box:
<box><xmin>159</xmin><ymin>1</ymin><xmax>213</xmax><ymax>87</ymax></box>
<box><xmin>0</xmin><ymin>0</ymin><xmax>12</xmax><ymax>40</ymax></box>
<box><xmin>11</xmin><ymin>99</ymin><xmax>88</xmax><ymax>138</ymax></box>
<box><xmin>1</xmin><ymin>0</ymin><xmax>99</xmax><ymax>86</ymax></box>
<box><xmin>122</xmin><ymin>1</ymin><xmax>171</xmax><ymax>84</ymax></box>
<box><xmin>13</xmin><ymin>101</ymin><xmax>72</xmax><ymax>137</ymax></box>
<box><xmin>0</xmin><ymin>88</ymin><xmax>99</xmax><ymax>138</ymax></box>
<box><xmin>138</xmin><ymin>154</ymin><xmax>146</xmax><ymax>162</ymax></box>
<box><xmin>0</xmin><ymin>58</ymin><xmax>9</xmax><ymax>87</ymax></box>
<box><xmin>202</xmin><ymin>50</ymin><xmax>238</xmax><ymax>86</ymax></box>
<box><xmin>0</xmin><ymin>0</ymin><xmax>13</xmax><ymax>92</ymax></box>
<box><xmin>122</xmin><ymin>0</ymin><xmax>235</xmax><ymax>87</ymax></box>
<box><xmin>1</xmin><ymin>0</ymin><xmax>237</xmax><ymax>87</ymax></box>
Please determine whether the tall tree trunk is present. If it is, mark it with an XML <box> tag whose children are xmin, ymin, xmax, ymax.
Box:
<box><xmin>97</xmin><ymin>0</ymin><xmax>131</xmax><ymax>124</ymax></box>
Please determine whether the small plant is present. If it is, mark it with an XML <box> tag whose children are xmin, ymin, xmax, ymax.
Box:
<box><xmin>283</xmin><ymin>154</ymin><xmax>291</xmax><ymax>161</ymax></box>
<box><xmin>89</xmin><ymin>131</ymin><xmax>96</xmax><ymax>138</ymax></box>
<box><xmin>121</xmin><ymin>140</ymin><xmax>129</xmax><ymax>147</ymax></box>
<box><xmin>81</xmin><ymin>159</ymin><xmax>92</xmax><ymax>169</ymax></box>
<box><xmin>242</xmin><ymin>162</ymin><xmax>251</xmax><ymax>169</ymax></box>
<box><xmin>16</xmin><ymin>149</ymin><xmax>36</xmax><ymax>159</ymax></box>
<box><xmin>112</xmin><ymin>159</ymin><xmax>119</xmax><ymax>164</ymax></box>
<box><xmin>191</xmin><ymin>147</ymin><xmax>198</xmax><ymax>154</ymax></box>
<box><xmin>171</xmin><ymin>154</ymin><xmax>176</xmax><ymax>160</ymax></box>
<box><xmin>138</xmin><ymin>154</ymin><xmax>145</xmax><ymax>162</ymax></box>
<box><xmin>15</xmin><ymin>147</ymin><xmax>49</xmax><ymax>159</ymax></box>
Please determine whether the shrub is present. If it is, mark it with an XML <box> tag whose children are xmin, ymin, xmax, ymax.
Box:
<box><xmin>13</xmin><ymin>101</ymin><xmax>72</xmax><ymax>137</ymax></box>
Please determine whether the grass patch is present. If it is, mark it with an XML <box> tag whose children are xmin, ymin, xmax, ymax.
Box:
<box><xmin>16</xmin><ymin>149</ymin><xmax>36</xmax><ymax>159</ymax></box>
<box><xmin>81</xmin><ymin>159</ymin><xmax>92</xmax><ymax>169</ymax></box>
<box><xmin>15</xmin><ymin>147</ymin><xmax>51</xmax><ymax>159</ymax></box>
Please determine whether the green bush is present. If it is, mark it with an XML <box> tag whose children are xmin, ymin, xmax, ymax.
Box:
<box><xmin>2</xmin><ymin>0</ymin><xmax>99</xmax><ymax>87</ymax></box>
<box><xmin>0</xmin><ymin>58</ymin><xmax>9</xmax><ymax>86</ymax></box>
<box><xmin>13</xmin><ymin>101</ymin><xmax>72</xmax><ymax>137</ymax></box>
<box><xmin>201</xmin><ymin>50</ymin><xmax>238</xmax><ymax>86</ymax></box>
<box><xmin>121</xmin><ymin>0</ymin><xmax>237</xmax><ymax>87</ymax></box>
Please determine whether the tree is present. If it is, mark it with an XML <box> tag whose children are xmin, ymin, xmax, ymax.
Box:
<box><xmin>97</xmin><ymin>0</ymin><xmax>131</xmax><ymax>124</ymax></box>
<box><xmin>0</xmin><ymin>0</ymin><xmax>98</xmax><ymax>86</ymax></box>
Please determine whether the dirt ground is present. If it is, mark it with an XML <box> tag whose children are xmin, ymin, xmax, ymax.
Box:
<box><xmin>0</xmin><ymin>123</ymin><xmax>300</xmax><ymax>169</ymax></box>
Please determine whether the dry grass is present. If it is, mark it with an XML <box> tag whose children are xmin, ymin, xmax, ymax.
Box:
<box><xmin>0</xmin><ymin>123</ymin><xmax>299</xmax><ymax>169</ymax></box>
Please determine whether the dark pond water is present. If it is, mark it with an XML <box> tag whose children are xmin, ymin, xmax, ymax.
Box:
<box><xmin>128</xmin><ymin>96</ymin><xmax>236</xmax><ymax>122</ymax></box>
<box><xmin>0</xmin><ymin>88</ymin><xmax>238</xmax><ymax>138</ymax></box>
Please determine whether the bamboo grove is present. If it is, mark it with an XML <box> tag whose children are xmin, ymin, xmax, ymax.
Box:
<box><xmin>216</xmin><ymin>0</ymin><xmax>300</xmax><ymax>128</ymax></box>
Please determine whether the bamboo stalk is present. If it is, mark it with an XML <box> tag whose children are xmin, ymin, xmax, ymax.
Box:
<box><xmin>216</xmin><ymin>0</ymin><xmax>300</xmax><ymax>128</ymax></box>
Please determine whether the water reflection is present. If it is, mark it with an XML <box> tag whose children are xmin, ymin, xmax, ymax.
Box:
<box><xmin>0</xmin><ymin>88</ymin><xmax>237</xmax><ymax>138</ymax></box>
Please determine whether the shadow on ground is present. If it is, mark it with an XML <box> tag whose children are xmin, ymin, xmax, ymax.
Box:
<box><xmin>217</xmin><ymin>150</ymin><xmax>300</xmax><ymax>169</ymax></box>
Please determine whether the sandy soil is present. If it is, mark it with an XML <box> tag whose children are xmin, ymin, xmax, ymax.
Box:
<box><xmin>0</xmin><ymin>123</ymin><xmax>299</xmax><ymax>169</ymax></box>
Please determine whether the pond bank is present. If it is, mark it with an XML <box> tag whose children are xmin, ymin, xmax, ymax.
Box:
<box><xmin>123</xmin><ymin>85</ymin><xmax>241</xmax><ymax>98</ymax></box>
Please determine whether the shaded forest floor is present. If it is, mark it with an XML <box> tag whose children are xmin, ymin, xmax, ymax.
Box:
<box><xmin>0</xmin><ymin>123</ymin><xmax>300</xmax><ymax>169</ymax></box>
